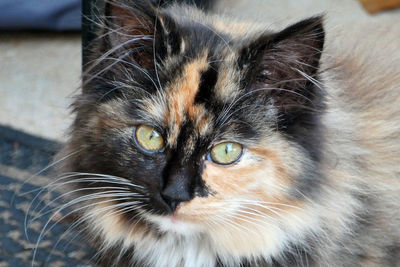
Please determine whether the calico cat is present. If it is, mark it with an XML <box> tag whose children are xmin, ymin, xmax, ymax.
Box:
<box><xmin>59</xmin><ymin>0</ymin><xmax>400</xmax><ymax>266</ymax></box>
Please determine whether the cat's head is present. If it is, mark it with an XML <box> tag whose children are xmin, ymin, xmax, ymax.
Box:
<box><xmin>65</xmin><ymin>0</ymin><xmax>325</xmax><ymax>259</ymax></box>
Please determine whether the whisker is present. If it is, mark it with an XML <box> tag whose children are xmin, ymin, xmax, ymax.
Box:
<box><xmin>20</xmin><ymin>171</ymin><xmax>139</xmax><ymax>197</ymax></box>
<box><xmin>152</xmin><ymin>11</ymin><xmax>163</xmax><ymax>93</ymax></box>
<box><xmin>52</xmin><ymin>201</ymin><xmax>146</xmax><ymax>264</ymax></box>
<box><xmin>24</xmin><ymin>172</ymin><xmax>143</xmax><ymax>240</ymax></box>
<box><xmin>83</xmin><ymin>36</ymin><xmax>154</xmax><ymax>85</ymax></box>
<box><xmin>29</xmin><ymin>186</ymin><xmax>133</xmax><ymax>223</ymax></box>
<box><xmin>234</xmin><ymin>199</ymin><xmax>305</xmax><ymax>210</ymax></box>
<box><xmin>219</xmin><ymin>213</ymin><xmax>260</xmax><ymax>236</ymax></box>
<box><xmin>11</xmin><ymin>149</ymin><xmax>83</xmax><ymax>204</ymax></box>
<box><xmin>31</xmin><ymin>195</ymin><xmax>135</xmax><ymax>267</ymax></box>
<box><xmin>30</xmin><ymin>191</ymin><xmax>141</xmax><ymax>225</ymax></box>
<box><xmin>44</xmin><ymin>216</ymin><xmax>86</xmax><ymax>265</ymax></box>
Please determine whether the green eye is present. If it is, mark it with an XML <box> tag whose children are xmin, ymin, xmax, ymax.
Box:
<box><xmin>210</xmin><ymin>142</ymin><xmax>243</xmax><ymax>165</ymax></box>
<box><xmin>135</xmin><ymin>125</ymin><xmax>164</xmax><ymax>152</ymax></box>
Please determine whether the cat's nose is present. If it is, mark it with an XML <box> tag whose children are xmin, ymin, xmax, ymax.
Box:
<box><xmin>161</xmin><ymin>161</ymin><xmax>195</xmax><ymax>212</ymax></box>
<box><xmin>161</xmin><ymin>184</ymin><xmax>191</xmax><ymax>212</ymax></box>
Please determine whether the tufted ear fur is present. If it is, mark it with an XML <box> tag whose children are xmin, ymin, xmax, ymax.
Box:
<box><xmin>83</xmin><ymin>0</ymin><xmax>181</xmax><ymax>96</ymax></box>
<box><xmin>239</xmin><ymin>17</ymin><xmax>325</xmax><ymax>161</ymax></box>
<box><xmin>102</xmin><ymin>0</ymin><xmax>184</xmax><ymax>69</ymax></box>
<box><xmin>104</xmin><ymin>0</ymin><xmax>165</xmax><ymax>69</ymax></box>
<box><xmin>240</xmin><ymin>16</ymin><xmax>325</xmax><ymax>115</ymax></box>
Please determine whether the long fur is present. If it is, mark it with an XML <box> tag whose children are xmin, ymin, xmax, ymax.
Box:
<box><xmin>57</xmin><ymin>1</ymin><xmax>400</xmax><ymax>266</ymax></box>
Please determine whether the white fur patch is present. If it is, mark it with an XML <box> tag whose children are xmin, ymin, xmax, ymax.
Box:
<box><xmin>84</xmin><ymin>197</ymin><xmax>327</xmax><ymax>267</ymax></box>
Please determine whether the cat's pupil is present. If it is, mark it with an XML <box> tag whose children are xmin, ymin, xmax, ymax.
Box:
<box><xmin>225</xmin><ymin>144</ymin><xmax>232</xmax><ymax>154</ymax></box>
<box><xmin>150</xmin><ymin>130</ymin><xmax>160</xmax><ymax>140</ymax></box>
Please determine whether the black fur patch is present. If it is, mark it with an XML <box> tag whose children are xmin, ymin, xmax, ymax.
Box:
<box><xmin>151</xmin><ymin>0</ymin><xmax>215</xmax><ymax>11</ymax></box>
<box><xmin>194</xmin><ymin>63</ymin><xmax>219</xmax><ymax>104</ymax></box>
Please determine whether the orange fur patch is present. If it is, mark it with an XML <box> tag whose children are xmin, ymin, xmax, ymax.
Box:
<box><xmin>248</xmin><ymin>147</ymin><xmax>292</xmax><ymax>186</ymax></box>
<box><xmin>165</xmin><ymin>53</ymin><xmax>210</xmax><ymax>145</ymax></box>
<box><xmin>175</xmin><ymin>146</ymin><xmax>300</xmax><ymax>225</ymax></box>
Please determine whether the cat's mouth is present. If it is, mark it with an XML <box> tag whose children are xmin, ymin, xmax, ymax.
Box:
<box><xmin>143</xmin><ymin>208</ymin><xmax>203</xmax><ymax>236</ymax></box>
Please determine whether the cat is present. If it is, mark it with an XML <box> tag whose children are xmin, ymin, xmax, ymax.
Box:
<box><xmin>58</xmin><ymin>0</ymin><xmax>400</xmax><ymax>266</ymax></box>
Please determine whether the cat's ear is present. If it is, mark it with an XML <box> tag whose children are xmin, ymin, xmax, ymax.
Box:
<box><xmin>239</xmin><ymin>16</ymin><xmax>325</xmax><ymax>112</ymax></box>
<box><xmin>103</xmin><ymin>0</ymin><xmax>179</xmax><ymax>69</ymax></box>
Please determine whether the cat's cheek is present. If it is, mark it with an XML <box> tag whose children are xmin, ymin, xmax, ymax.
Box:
<box><xmin>200</xmin><ymin>148</ymin><xmax>291</xmax><ymax>199</ymax></box>
<box><xmin>179</xmin><ymin>146</ymin><xmax>306</xmax><ymax>226</ymax></box>
<box><xmin>84</xmin><ymin>201</ymin><xmax>143</xmax><ymax>248</ymax></box>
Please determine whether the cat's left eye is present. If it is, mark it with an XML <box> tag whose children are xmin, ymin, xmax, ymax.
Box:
<box><xmin>135</xmin><ymin>125</ymin><xmax>164</xmax><ymax>152</ymax></box>
<box><xmin>210</xmin><ymin>142</ymin><xmax>243</xmax><ymax>165</ymax></box>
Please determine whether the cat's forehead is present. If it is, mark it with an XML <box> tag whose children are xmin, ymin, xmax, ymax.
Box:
<box><xmin>164</xmin><ymin>52</ymin><xmax>210</xmax><ymax>146</ymax></box>
<box><xmin>99</xmin><ymin>16</ymin><xmax>268</xmax><ymax>149</ymax></box>
<box><xmin>142</xmin><ymin>48</ymin><xmax>241</xmax><ymax>148</ymax></box>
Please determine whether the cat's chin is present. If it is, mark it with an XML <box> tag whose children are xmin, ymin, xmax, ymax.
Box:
<box><xmin>144</xmin><ymin>213</ymin><xmax>203</xmax><ymax>236</ymax></box>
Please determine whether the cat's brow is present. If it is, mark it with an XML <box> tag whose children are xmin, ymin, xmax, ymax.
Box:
<box><xmin>164</xmin><ymin>53</ymin><xmax>210</xmax><ymax>146</ymax></box>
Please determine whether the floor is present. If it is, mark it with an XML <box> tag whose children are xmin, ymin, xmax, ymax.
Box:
<box><xmin>0</xmin><ymin>32</ymin><xmax>81</xmax><ymax>142</ymax></box>
<box><xmin>0</xmin><ymin>0</ymin><xmax>399</xmax><ymax>142</ymax></box>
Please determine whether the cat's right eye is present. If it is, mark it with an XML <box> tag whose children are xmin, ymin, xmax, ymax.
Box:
<box><xmin>135</xmin><ymin>125</ymin><xmax>165</xmax><ymax>152</ymax></box>
<box><xmin>210</xmin><ymin>142</ymin><xmax>243</xmax><ymax>165</ymax></box>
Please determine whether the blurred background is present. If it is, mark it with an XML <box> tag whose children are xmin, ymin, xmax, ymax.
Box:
<box><xmin>0</xmin><ymin>0</ymin><xmax>81</xmax><ymax>142</ymax></box>
<box><xmin>0</xmin><ymin>1</ymin><xmax>86</xmax><ymax>266</ymax></box>
<box><xmin>0</xmin><ymin>0</ymin><xmax>399</xmax><ymax>266</ymax></box>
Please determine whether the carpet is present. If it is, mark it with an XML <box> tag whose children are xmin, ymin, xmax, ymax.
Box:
<box><xmin>0</xmin><ymin>125</ymin><xmax>94</xmax><ymax>267</ymax></box>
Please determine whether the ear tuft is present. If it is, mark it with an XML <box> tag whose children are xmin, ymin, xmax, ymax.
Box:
<box><xmin>105</xmin><ymin>0</ymin><xmax>156</xmax><ymax>38</ymax></box>
<box><xmin>103</xmin><ymin>0</ymin><xmax>158</xmax><ymax>68</ymax></box>
<box><xmin>269</xmin><ymin>16</ymin><xmax>325</xmax><ymax>78</ymax></box>
<box><xmin>241</xmin><ymin>16</ymin><xmax>325</xmax><ymax>112</ymax></box>
<box><xmin>83</xmin><ymin>1</ymin><xmax>180</xmax><ymax>96</ymax></box>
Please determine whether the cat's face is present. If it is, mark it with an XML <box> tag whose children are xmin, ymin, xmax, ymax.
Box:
<box><xmin>65</xmin><ymin>0</ymin><xmax>325</xmax><ymax>258</ymax></box>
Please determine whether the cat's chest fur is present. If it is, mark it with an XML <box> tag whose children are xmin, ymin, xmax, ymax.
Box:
<box><xmin>133</xmin><ymin>233</ymin><xmax>216</xmax><ymax>267</ymax></box>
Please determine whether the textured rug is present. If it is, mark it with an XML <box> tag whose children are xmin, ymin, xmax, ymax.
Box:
<box><xmin>0</xmin><ymin>125</ymin><xmax>94</xmax><ymax>267</ymax></box>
